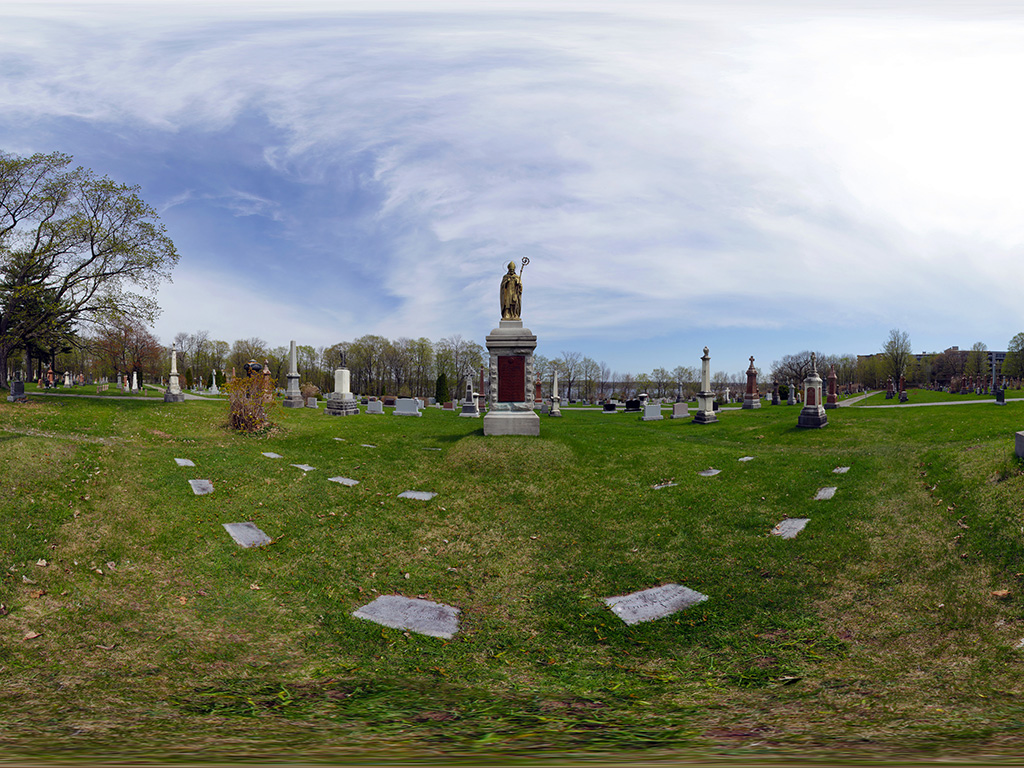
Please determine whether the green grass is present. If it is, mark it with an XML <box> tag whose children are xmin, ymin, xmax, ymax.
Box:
<box><xmin>852</xmin><ymin>388</ymin><xmax>1024</xmax><ymax>406</ymax></box>
<box><xmin>3</xmin><ymin>394</ymin><xmax>1024</xmax><ymax>762</ymax></box>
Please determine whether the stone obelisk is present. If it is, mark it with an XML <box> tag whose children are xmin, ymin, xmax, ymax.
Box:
<box><xmin>549</xmin><ymin>368</ymin><xmax>562</xmax><ymax>417</ymax></box>
<box><xmin>483</xmin><ymin>258</ymin><xmax>540</xmax><ymax>436</ymax></box>
<box><xmin>692</xmin><ymin>346</ymin><xmax>717</xmax><ymax>424</ymax></box>
<box><xmin>283</xmin><ymin>340</ymin><xmax>303</xmax><ymax>408</ymax></box>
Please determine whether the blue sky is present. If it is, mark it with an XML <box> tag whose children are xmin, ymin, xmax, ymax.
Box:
<box><xmin>2</xmin><ymin>0</ymin><xmax>1023</xmax><ymax>377</ymax></box>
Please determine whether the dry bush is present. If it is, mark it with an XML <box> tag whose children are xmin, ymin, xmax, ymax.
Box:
<box><xmin>226</xmin><ymin>372</ymin><xmax>276</xmax><ymax>433</ymax></box>
<box><xmin>300</xmin><ymin>382</ymin><xmax>321</xmax><ymax>400</ymax></box>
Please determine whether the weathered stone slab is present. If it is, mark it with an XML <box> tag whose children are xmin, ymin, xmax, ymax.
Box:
<box><xmin>352</xmin><ymin>595</ymin><xmax>460</xmax><ymax>639</ymax></box>
<box><xmin>328</xmin><ymin>476</ymin><xmax>359</xmax><ymax>486</ymax></box>
<box><xmin>262</xmin><ymin>452</ymin><xmax>283</xmax><ymax>459</ymax></box>
<box><xmin>771</xmin><ymin>518</ymin><xmax>810</xmax><ymax>539</ymax></box>
<box><xmin>398</xmin><ymin>490</ymin><xmax>437</xmax><ymax>501</ymax></box>
<box><xmin>423</xmin><ymin>447</ymin><xmax>442</xmax><ymax>451</ymax></box>
<box><xmin>366</xmin><ymin>401</ymin><xmax>384</xmax><ymax>415</ymax></box>
<box><xmin>291</xmin><ymin>464</ymin><xmax>315</xmax><ymax>472</ymax></box>
<box><xmin>333</xmin><ymin>438</ymin><xmax>345</xmax><ymax>442</ymax></box>
<box><xmin>832</xmin><ymin>466</ymin><xmax>850</xmax><ymax>474</ymax></box>
<box><xmin>815</xmin><ymin>486</ymin><xmax>837</xmax><ymax>500</ymax></box>
<box><xmin>223</xmin><ymin>521</ymin><xmax>272</xmax><ymax>548</ymax></box>
<box><xmin>1016</xmin><ymin>431</ymin><xmax>1024</xmax><ymax>460</ymax></box>
<box><xmin>698</xmin><ymin>469</ymin><xmax>721</xmax><ymax>477</ymax></box>
<box><xmin>361</xmin><ymin>444</ymin><xmax>377</xmax><ymax>448</ymax></box>
<box><xmin>603</xmin><ymin>584</ymin><xmax>708</xmax><ymax>625</ymax></box>
<box><xmin>738</xmin><ymin>456</ymin><xmax>755</xmax><ymax>462</ymax></box>
<box><xmin>174</xmin><ymin>458</ymin><xmax>195</xmax><ymax>467</ymax></box>
<box><xmin>188</xmin><ymin>479</ymin><xmax>214</xmax><ymax>495</ymax></box>
<box><xmin>651</xmin><ymin>481</ymin><xmax>677</xmax><ymax>490</ymax></box>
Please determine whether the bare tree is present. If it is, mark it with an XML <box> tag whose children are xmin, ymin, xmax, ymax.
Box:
<box><xmin>881</xmin><ymin>329</ymin><xmax>912</xmax><ymax>381</ymax></box>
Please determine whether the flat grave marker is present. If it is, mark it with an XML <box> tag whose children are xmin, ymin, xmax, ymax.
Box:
<box><xmin>651</xmin><ymin>481</ymin><xmax>677</xmax><ymax>490</ymax></box>
<box><xmin>738</xmin><ymin>456</ymin><xmax>755</xmax><ymax>462</ymax></box>
<box><xmin>352</xmin><ymin>595</ymin><xmax>460</xmax><ymax>639</ymax></box>
<box><xmin>188</xmin><ymin>479</ymin><xmax>214</xmax><ymax>496</ymax></box>
<box><xmin>771</xmin><ymin>518</ymin><xmax>810</xmax><ymax>539</ymax></box>
<box><xmin>697</xmin><ymin>468</ymin><xmax>721</xmax><ymax>477</ymax></box>
<box><xmin>833</xmin><ymin>466</ymin><xmax>850</xmax><ymax>474</ymax></box>
<box><xmin>361</xmin><ymin>444</ymin><xmax>377</xmax><ymax>449</ymax></box>
<box><xmin>174</xmin><ymin>458</ymin><xmax>195</xmax><ymax>467</ymax></box>
<box><xmin>222</xmin><ymin>522</ymin><xmax>272</xmax><ymax>548</ymax></box>
<box><xmin>815</xmin><ymin>486</ymin><xmax>837</xmax><ymax>500</ymax></box>
<box><xmin>399</xmin><ymin>490</ymin><xmax>437</xmax><ymax>501</ymax></box>
<box><xmin>328</xmin><ymin>476</ymin><xmax>359</xmax><ymax>487</ymax></box>
<box><xmin>262</xmin><ymin>452</ymin><xmax>283</xmax><ymax>459</ymax></box>
<box><xmin>291</xmin><ymin>464</ymin><xmax>316</xmax><ymax>472</ymax></box>
<box><xmin>604</xmin><ymin>584</ymin><xmax>709</xmax><ymax>625</ymax></box>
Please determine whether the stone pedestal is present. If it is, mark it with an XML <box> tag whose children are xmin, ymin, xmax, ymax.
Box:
<box><xmin>483</xmin><ymin>319</ymin><xmax>539</xmax><ymax>436</ymax></box>
<box><xmin>797</xmin><ymin>353</ymin><xmax>828</xmax><ymax>429</ymax></box>
<box><xmin>283</xmin><ymin>340</ymin><xmax>304</xmax><ymax>408</ymax></box>
<box><xmin>549</xmin><ymin>369</ymin><xmax>562</xmax><ymax>417</ymax></box>
<box><xmin>693</xmin><ymin>346</ymin><xmax>718</xmax><ymax>424</ymax></box>
<box><xmin>460</xmin><ymin>381</ymin><xmax>480</xmax><ymax>418</ymax></box>
<box><xmin>324</xmin><ymin>367</ymin><xmax>359</xmax><ymax>416</ymax></box>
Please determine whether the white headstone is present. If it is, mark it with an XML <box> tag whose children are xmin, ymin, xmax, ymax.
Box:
<box><xmin>395</xmin><ymin>398</ymin><xmax>423</xmax><ymax>417</ymax></box>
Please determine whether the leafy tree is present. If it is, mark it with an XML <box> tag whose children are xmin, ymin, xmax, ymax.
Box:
<box><xmin>435</xmin><ymin>372</ymin><xmax>449</xmax><ymax>403</ymax></box>
<box><xmin>91</xmin><ymin>316</ymin><xmax>162</xmax><ymax>379</ymax></box>
<box><xmin>0</xmin><ymin>151</ymin><xmax>178</xmax><ymax>387</ymax></box>
<box><xmin>1004</xmin><ymin>333</ymin><xmax>1024</xmax><ymax>378</ymax></box>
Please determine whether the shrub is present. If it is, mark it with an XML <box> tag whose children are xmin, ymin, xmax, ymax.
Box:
<box><xmin>300</xmin><ymin>382</ymin><xmax>321</xmax><ymax>400</ymax></box>
<box><xmin>226</xmin><ymin>371</ymin><xmax>276</xmax><ymax>433</ymax></box>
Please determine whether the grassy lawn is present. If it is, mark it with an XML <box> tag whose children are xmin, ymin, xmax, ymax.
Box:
<box><xmin>3</xmin><ymin>394</ymin><xmax>1024</xmax><ymax>763</ymax></box>
<box><xmin>852</xmin><ymin>388</ymin><xmax>1024</xmax><ymax>406</ymax></box>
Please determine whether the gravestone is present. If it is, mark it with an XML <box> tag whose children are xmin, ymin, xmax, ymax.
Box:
<box><xmin>641</xmin><ymin>403</ymin><xmax>663</xmax><ymax>421</ymax></box>
<box><xmin>262</xmin><ymin>452</ymin><xmax>283</xmax><ymax>459</ymax></box>
<box><xmin>396</xmin><ymin>398</ymin><xmax>424</xmax><ymax>417</ymax></box>
<box><xmin>624</xmin><ymin>399</ymin><xmax>642</xmax><ymax>413</ymax></box>
<box><xmin>283</xmin><ymin>340</ymin><xmax>304</xmax><ymax>408</ymax></box>
<box><xmin>797</xmin><ymin>353</ymin><xmax>828</xmax><ymax>429</ymax></box>
<box><xmin>188</xmin><ymin>479</ymin><xmax>214</xmax><ymax>495</ymax></box>
<box><xmin>366</xmin><ymin>400</ymin><xmax>384</xmax><ymax>415</ymax></box>
<box><xmin>131</xmin><ymin>371</ymin><xmax>139</xmax><ymax>393</ymax></box>
<box><xmin>1015</xmin><ymin>431</ymin><xmax>1024</xmax><ymax>460</ymax></box>
<box><xmin>291</xmin><ymin>464</ymin><xmax>315</xmax><ymax>472</ymax></box>
<box><xmin>742</xmin><ymin>356</ymin><xmax>761</xmax><ymax>409</ymax></box>
<box><xmin>997</xmin><ymin>387</ymin><xmax>1006</xmax><ymax>405</ymax></box>
<box><xmin>328</xmin><ymin>476</ymin><xmax>359</xmax><ymax>486</ymax></box>
<box><xmin>442</xmin><ymin>401</ymin><xmax>455</xmax><ymax>411</ymax></box>
<box><xmin>549</xmin><ymin>369</ymin><xmax>562</xmax><ymax>417</ymax></box>
<box><xmin>671</xmin><ymin>402</ymin><xmax>688</xmax><ymax>419</ymax></box>
<box><xmin>483</xmin><ymin>259</ymin><xmax>540</xmax><ymax>436</ymax></box>
<box><xmin>325</xmin><ymin>367</ymin><xmax>359</xmax><ymax>416</ymax></box>
<box><xmin>832</xmin><ymin>466</ymin><xmax>850</xmax><ymax>474</ymax></box>
<box><xmin>697</xmin><ymin>468</ymin><xmax>721</xmax><ymax>477</ymax></box>
<box><xmin>222</xmin><ymin>522</ymin><xmax>272</xmax><ymax>548</ymax></box>
<box><xmin>738</xmin><ymin>456</ymin><xmax>754</xmax><ymax>462</ymax></box>
<box><xmin>651</xmin><ymin>481</ymin><xmax>677</xmax><ymax>490</ymax></box>
<box><xmin>398</xmin><ymin>490</ymin><xmax>437</xmax><ymax>501</ymax></box>
<box><xmin>174</xmin><ymin>458</ymin><xmax>195</xmax><ymax>467</ymax></box>
<box><xmin>603</xmin><ymin>402</ymin><xmax>617</xmax><ymax>413</ymax></box>
<box><xmin>208</xmin><ymin>369</ymin><xmax>220</xmax><ymax>395</ymax></box>
<box><xmin>7</xmin><ymin>379</ymin><xmax>26</xmax><ymax>403</ymax></box>
<box><xmin>352</xmin><ymin>595</ymin><xmax>460</xmax><ymax>639</ymax></box>
<box><xmin>164</xmin><ymin>346</ymin><xmax>185</xmax><ymax>403</ymax></box>
<box><xmin>771</xmin><ymin>518</ymin><xmax>810</xmax><ymax>539</ymax></box>
<box><xmin>814</xmin><ymin>486</ymin><xmax>837</xmax><ymax>500</ymax></box>
<box><xmin>306</xmin><ymin>397</ymin><xmax>318</xmax><ymax>408</ymax></box>
<box><xmin>825</xmin><ymin>365</ymin><xmax>838</xmax><ymax>409</ymax></box>
<box><xmin>771</xmin><ymin>381</ymin><xmax>780</xmax><ymax>406</ymax></box>
<box><xmin>459</xmin><ymin>381</ymin><xmax>480</xmax><ymax>418</ymax></box>
<box><xmin>603</xmin><ymin>584</ymin><xmax>708</xmax><ymax>625</ymax></box>
<box><xmin>787</xmin><ymin>380</ymin><xmax>796</xmax><ymax>406</ymax></box>
<box><xmin>693</xmin><ymin>347</ymin><xmax>718</xmax><ymax>424</ymax></box>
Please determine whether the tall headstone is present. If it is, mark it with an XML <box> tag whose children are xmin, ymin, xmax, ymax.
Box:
<box><xmin>459</xmin><ymin>381</ymin><xmax>480</xmax><ymax>418</ymax></box>
<box><xmin>899</xmin><ymin>374</ymin><xmax>908</xmax><ymax>402</ymax></box>
<box><xmin>131</xmin><ymin>370</ymin><xmax>139</xmax><ymax>393</ymax></box>
<box><xmin>483</xmin><ymin>259</ymin><xmax>540</xmax><ymax>436</ymax></box>
<box><xmin>825</xmin><ymin>364</ymin><xmax>838</xmax><ymax>409</ymax></box>
<box><xmin>7</xmin><ymin>373</ymin><xmax>26</xmax><ymax>403</ymax></box>
<box><xmin>692</xmin><ymin>347</ymin><xmax>718</xmax><ymax>424</ymax></box>
<box><xmin>742</xmin><ymin>356</ymin><xmax>761</xmax><ymax>410</ymax></box>
<box><xmin>549</xmin><ymin>369</ymin><xmax>562</xmax><ymax>417</ymax></box>
<box><xmin>797</xmin><ymin>352</ymin><xmax>828</xmax><ymax>428</ymax></box>
<box><xmin>208</xmin><ymin>369</ymin><xmax>220</xmax><ymax>395</ymax></box>
<box><xmin>164</xmin><ymin>346</ymin><xmax>185</xmax><ymax>403</ymax></box>
<box><xmin>771</xmin><ymin>380</ymin><xmax>780</xmax><ymax>406</ymax></box>
<box><xmin>283</xmin><ymin>340</ymin><xmax>303</xmax><ymax>408</ymax></box>
<box><xmin>325</xmin><ymin>367</ymin><xmax>359</xmax><ymax>416</ymax></box>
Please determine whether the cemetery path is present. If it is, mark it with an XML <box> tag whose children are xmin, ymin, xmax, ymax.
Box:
<box><xmin>24</xmin><ymin>386</ymin><xmax>219</xmax><ymax>402</ymax></box>
<box><xmin>856</xmin><ymin>397</ymin><xmax>1024</xmax><ymax>408</ymax></box>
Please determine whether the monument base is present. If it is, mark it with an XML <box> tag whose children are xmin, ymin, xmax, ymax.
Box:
<box><xmin>824</xmin><ymin>401</ymin><xmax>838</xmax><ymax>410</ymax></box>
<box><xmin>164</xmin><ymin>392</ymin><xmax>185</xmax><ymax>403</ymax></box>
<box><xmin>282</xmin><ymin>397</ymin><xmax>304</xmax><ymax>408</ymax></box>
<box><xmin>324</xmin><ymin>395</ymin><xmax>359</xmax><ymax>416</ymax></box>
<box><xmin>742</xmin><ymin>395</ymin><xmax>761</xmax><ymax>410</ymax></box>
<box><xmin>459</xmin><ymin>404</ymin><xmax>481</xmax><ymax>418</ymax></box>
<box><xmin>693</xmin><ymin>392</ymin><xmax>717</xmax><ymax>424</ymax></box>
<box><xmin>483</xmin><ymin>410</ymin><xmax>539</xmax><ymax>436</ymax></box>
<box><xmin>797</xmin><ymin>405</ymin><xmax>828</xmax><ymax>429</ymax></box>
<box><xmin>6</xmin><ymin>394</ymin><xmax>27</xmax><ymax>403</ymax></box>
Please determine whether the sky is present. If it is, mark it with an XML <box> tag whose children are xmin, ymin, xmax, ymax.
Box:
<box><xmin>2</xmin><ymin>0</ymin><xmax>1023</xmax><ymax>377</ymax></box>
